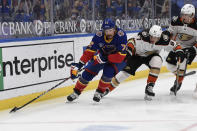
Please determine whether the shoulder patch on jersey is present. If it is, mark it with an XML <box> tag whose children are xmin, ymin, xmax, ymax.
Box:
<box><xmin>142</xmin><ymin>31</ymin><xmax>149</xmax><ymax>37</ymax></box>
<box><xmin>172</xmin><ymin>16</ymin><xmax>178</xmax><ymax>22</ymax></box>
<box><xmin>117</xmin><ymin>30</ymin><xmax>125</xmax><ymax>37</ymax></box>
<box><xmin>127</xmin><ymin>38</ymin><xmax>136</xmax><ymax>46</ymax></box>
<box><xmin>171</xmin><ymin>16</ymin><xmax>183</xmax><ymax>26</ymax></box>
<box><xmin>162</xmin><ymin>34</ymin><xmax>169</xmax><ymax>41</ymax></box>
<box><xmin>138</xmin><ymin>30</ymin><xmax>150</xmax><ymax>42</ymax></box>
<box><xmin>96</xmin><ymin>31</ymin><xmax>103</xmax><ymax>37</ymax></box>
<box><xmin>87</xmin><ymin>41</ymin><xmax>94</xmax><ymax>48</ymax></box>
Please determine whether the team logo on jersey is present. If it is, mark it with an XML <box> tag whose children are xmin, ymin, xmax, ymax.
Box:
<box><xmin>178</xmin><ymin>33</ymin><xmax>193</xmax><ymax>41</ymax></box>
<box><xmin>102</xmin><ymin>45</ymin><xmax>116</xmax><ymax>54</ymax></box>
<box><xmin>104</xmin><ymin>45</ymin><xmax>116</xmax><ymax>48</ymax></box>
<box><xmin>98</xmin><ymin>42</ymin><xmax>104</xmax><ymax>47</ymax></box>
<box><xmin>162</xmin><ymin>34</ymin><xmax>169</xmax><ymax>41</ymax></box>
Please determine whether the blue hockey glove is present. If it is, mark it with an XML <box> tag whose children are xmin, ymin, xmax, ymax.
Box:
<box><xmin>70</xmin><ymin>62</ymin><xmax>84</xmax><ymax>80</ymax></box>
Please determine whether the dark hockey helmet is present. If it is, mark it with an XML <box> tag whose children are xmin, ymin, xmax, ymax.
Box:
<box><xmin>102</xmin><ymin>18</ymin><xmax>115</xmax><ymax>30</ymax></box>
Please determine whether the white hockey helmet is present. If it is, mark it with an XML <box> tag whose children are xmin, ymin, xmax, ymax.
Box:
<box><xmin>181</xmin><ymin>4</ymin><xmax>195</xmax><ymax>16</ymax></box>
<box><xmin>149</xmin><ymin>25</ymin><xmax>162</xmax><ymax>38</ymax></box>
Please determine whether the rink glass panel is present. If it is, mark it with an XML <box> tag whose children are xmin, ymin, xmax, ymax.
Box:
<box><xmin>0</xmin><ymin>0</ymin><xmax>196</xmax><ymax>39</ymax></box>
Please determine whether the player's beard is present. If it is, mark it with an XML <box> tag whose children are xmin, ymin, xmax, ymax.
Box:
<box><xmin>106</xmin><ymin>35</ymin><xmax>113</xmax><ymax>39</ymax></box>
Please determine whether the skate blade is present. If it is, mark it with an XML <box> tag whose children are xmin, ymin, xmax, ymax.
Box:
<box><xmin>193</xmin><ymin>85</ymin><xmax>197</xmax><ymax>98</ymax></box>
<box><xmin>170</xmin><ymin>91</ymin><xmax>176</xmax><ymax>96</ymax></box>
<box><xmin>144</xmin><ymin>94</ymin><xmax>153</xmax><ymax>101</ymax></box>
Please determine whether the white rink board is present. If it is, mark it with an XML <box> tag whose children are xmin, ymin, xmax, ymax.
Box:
<box><xmin>0</xmin><ymin>32</ymin><xmax>196</xmax><ymax>100</ymax></box>
<box><xmin>2</xmin><ymin>41</ymin><xmax>74</xmax><ymax>90</ymax></box>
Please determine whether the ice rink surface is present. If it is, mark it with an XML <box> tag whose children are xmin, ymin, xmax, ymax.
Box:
<box><xmin>0</xmin><ymin>69</ymin><xmax>197</xmax><ymax>131</ymax></box>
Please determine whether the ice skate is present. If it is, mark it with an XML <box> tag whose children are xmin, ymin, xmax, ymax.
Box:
<box><xmin>144</xmin><ymin>83</ymin><xmax>155</xmax><ymax>101</ymax></box>
<box><xmin>170</xmin><ymin>80</ymin><xmax>182</xmax><ymax>95</ymax></box>
<box><xmin>93</xmin><ymin>89</ymin><xmax>104</xmax><ymax>102</ymax></box>
<box><xmin>67</xmin><ymin>89</ymin><xmax>81</xmax><ymax>102</ymax></box>
<box><xmin>101</xmin><ymin>88</ymin><xmax>110</xmax><ymax>98</ymax></box>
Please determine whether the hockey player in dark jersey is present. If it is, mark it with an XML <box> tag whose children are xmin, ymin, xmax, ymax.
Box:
<box><xmin>66</xmin><ymin>18</ymin><xmax>127</xmax><ymax>102</ymax></box>
<box><xmin>102</xmin><ymin>25</ymin><xmax>185</xmax><ymax>100</ymax></box>
<box><xmin>166</xmin><ymin>4</ymin><xmax>197</xmax><ymax>95</ymax></box>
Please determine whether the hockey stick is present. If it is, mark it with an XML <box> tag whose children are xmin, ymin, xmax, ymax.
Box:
<box><xmin>10</xmin><ymin>66</ymin><xmax>85</xmax><ymax>113</ymax></box>
<box><xmin>184</xmin><ymin>71</ymin><xmax>196</xmax><ymax>77</ymax></box>
<box><xmin>10</xmin><ymin>76</ymin><xmax>71</xmax><ymax>113</ymax></box>
<box><xmin>183</xmin><ymin>51</ymin><xmax>190</xmax><ymax>76</ymax></box>
<box><xmin>173</xmin><ymin>51</ymin><xmax>195</xmax><ymax>95</ymax></box>
<box><xmin>174</xmin><ymin>58</ymin><xmax>181</xmax><ymax>96</ymax></box>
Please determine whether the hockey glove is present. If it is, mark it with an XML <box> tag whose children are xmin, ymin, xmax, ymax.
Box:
<box><xmin>70</xmin><ymin>62</ymin><xmax>84</xmax><ymax>80</ymax></box>
<box><xmin>187</xmin><ymin>46</ymin><xmax>197</xmax><ymax>57</ymax></box>
<box><xmin>184</xmin><ymin>46</ymin><xmax>197</xmax><ymax>64</ymax></box>
<box><xmin>175</xmin><ymin>50</ymin><xmax>185</xmax><ymax>63</ymax></box>
<box><xmin>93</xmin><ymin>53</ymin><xmax>107</xmax><ymax>65</ymax></box>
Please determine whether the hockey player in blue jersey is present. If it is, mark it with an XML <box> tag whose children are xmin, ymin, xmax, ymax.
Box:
<box><xmin>67</xmin><ymin>18</ymin><xmax>127</xmax><ymax>102</ymax></box>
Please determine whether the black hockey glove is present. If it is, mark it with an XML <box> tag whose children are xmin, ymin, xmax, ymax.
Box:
<box><xmin>188</xmin><ymin>46</ymin><xmax>197</xmax><ymax>56</ymax></box>
<box><xmin>184</xmin><ymin>46</ymin><xmax>197</xmax><ymax>64</ymax></box>
<box><xmin>175</xmin><ymin>50</ymin><xmax>185</xmax><ymax>63</ymax></box>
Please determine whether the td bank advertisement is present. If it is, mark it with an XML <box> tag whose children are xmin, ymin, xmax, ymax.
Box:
<box><xmin>0</xmin><ymin>41</ymin><xmax>74</xmax><ymax>91</ymax></box>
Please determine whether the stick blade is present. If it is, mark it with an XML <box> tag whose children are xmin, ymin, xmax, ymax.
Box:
<box><xmin>185</xmin><ymin>71</ymin><xmax>196</xmax><ymax>76</ymax></box>
<box><xmin>10</xmin><ymin>107</ymin><xmax>18</xmax><ymax>113</ymax></box>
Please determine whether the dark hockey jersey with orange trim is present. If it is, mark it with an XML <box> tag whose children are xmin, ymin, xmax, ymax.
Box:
<box><xmin>127</xmin><ymin>29</ymin><xmax>182</xmax><ymax>57</ymax></box>
<box><xmin>80</xmin><ymin>28</ymin><xmax>127</xmax><ymax>64</ymax></box>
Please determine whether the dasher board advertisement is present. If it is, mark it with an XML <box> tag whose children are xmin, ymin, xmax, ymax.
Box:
<box><xmin>0</xmin><ymin>41</ymin><xmax>75</xmax><ymax>91</ymax></box>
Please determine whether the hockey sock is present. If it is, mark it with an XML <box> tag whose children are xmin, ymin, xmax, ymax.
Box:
<box><xmin>109</xmin><ymin>77</ymin><xmax>120</xmax><ymax>91</ymax></box>
<box><xmin>147</xmin><ymin>68</ymin><xmax>160</xmax><ymax>84</ymax></box>
<box><xmin>75</xmin><ymin>77</ymin><xmax>89</xmax><ymax>93</ymax></box>
<box><xmin>147</xmin><ymin>73</ymin><xmax>158</xmax><ymax>84</ymax></box>
<box><xmin>97</xmin><ymin>76</ymin><xmax>111</xmax><ymax>93</ymax></box>
<box><xmin>175</xmin><ymin>69</ymin><xmax>184</xmax><ymax>84</ymax></box>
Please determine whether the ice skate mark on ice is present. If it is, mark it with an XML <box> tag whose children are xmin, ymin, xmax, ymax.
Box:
<box><xmin>1</xmin><ymin>120</ymin><xmax>197</xmax><ymax>125</ymax></box>
<box><xmin>180</xmin><ymin>122</ymin><xmax>197</xmax><ymax>131</ymax></box>
<box><xmin>81</xmin><ymin>125</ymin><xmax>129</xmax><ymax>131</ymax></box>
